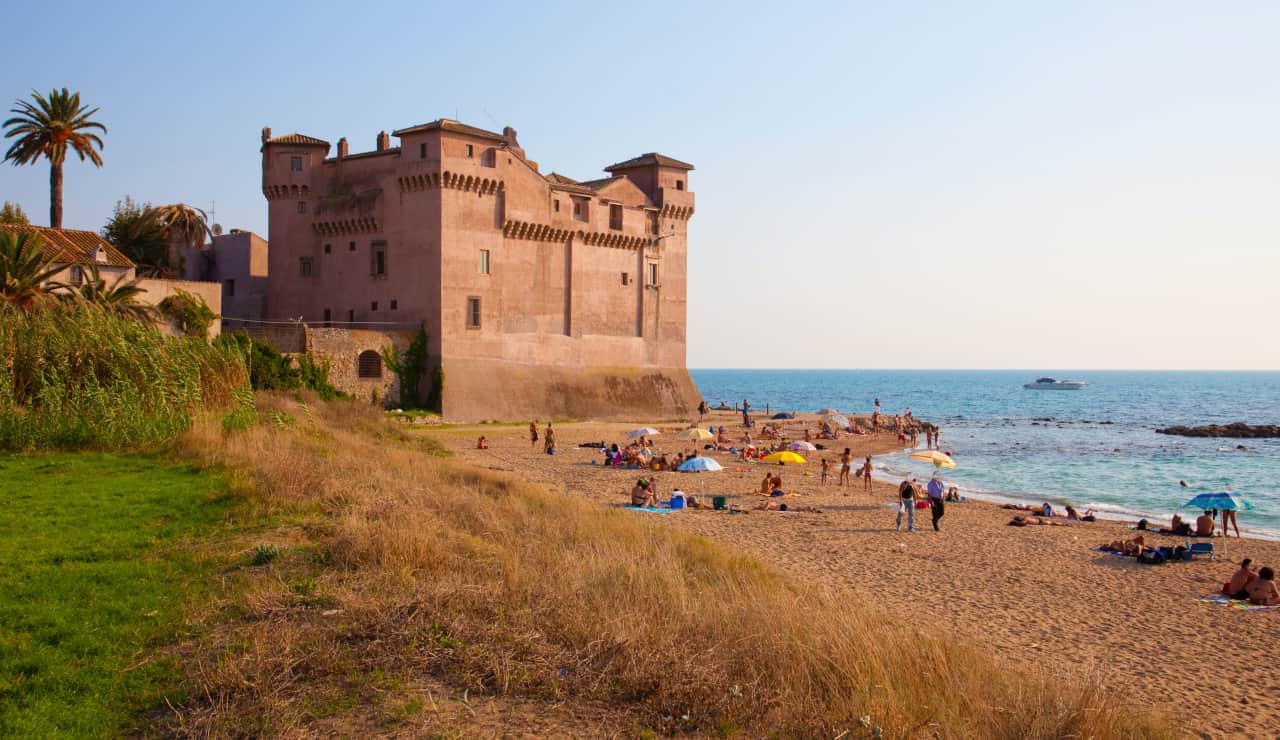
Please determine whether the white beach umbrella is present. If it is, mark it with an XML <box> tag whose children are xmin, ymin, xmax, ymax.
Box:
<box><xmin>627</xmin><ymin>427</ymin><xmax>661</xmax><ymax>440</ymax></box>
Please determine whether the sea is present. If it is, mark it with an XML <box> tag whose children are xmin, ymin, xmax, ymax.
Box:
<box><xmin>689</xmin><ymin>370</ymin><xmax>1280</xmax><ymax>538</ymax></box>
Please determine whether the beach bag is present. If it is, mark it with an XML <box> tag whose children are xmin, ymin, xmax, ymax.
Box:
<box><xmin>1137</xmin><ymin>549</ymin><xmax>1166</xmax><ymax>565</ymax></box>
<box><xmin>900</xmin><ymin>484</ymin><xmax>915</xmax><ymax>500</ymax></box>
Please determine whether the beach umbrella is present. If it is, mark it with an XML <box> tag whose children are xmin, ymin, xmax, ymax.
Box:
<box><xmin>1182</xmin><ymin>491</ymin><xmax>1253</xmax><ymax>512</ymax></box>
<box><xmin>627</xmin><ymin>427</ymin><xmax>660</xmax><ymax>440</ymax></box>
<box><xmin>823</xmin><ymin>414</ymin><xmax>850</xmax><ymax>428</ymax></box>
<box><xmin>681</xmin><ymin>428</ymin><xmax>714</xmax><ymax>441</ymax></box>
<box><xmin>788</xmin><ymin>440</ymin><xmax>817</xmax><ymax>452</ymax></box>
<box><xmin>677</xmin><ymin>456</ymin><xmax>723</xmax><ymax>472</ymax></box>
<box><xmin>762</xmin><ymin>451</ymin><xmax>807</xmax><ymax>464</ymax></box>
<box><xmin>909</xmin><ymin>450</ymin><xmax>956</xmax><ymax>469</ymax></box>
<box><xmin>817</xmin><ymin>408</ymin><xmax>840</xmax><ymax>415</ymax></box>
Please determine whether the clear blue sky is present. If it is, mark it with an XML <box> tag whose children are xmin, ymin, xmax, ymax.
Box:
<box><xmin>3</xmin><ymin>2</ymin><xmax>1278</xmax><ymax>369</ymax></box>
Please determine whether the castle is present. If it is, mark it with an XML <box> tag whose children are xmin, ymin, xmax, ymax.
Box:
<box><xmin>260</xmin><ymin>119</ymin><xmax>701</xmax><ymax>420</ymax></box>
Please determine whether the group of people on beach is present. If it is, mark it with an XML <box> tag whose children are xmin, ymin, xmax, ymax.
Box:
<box><xmin>895</xmin><ymin>473</ymin><xmax>962</xmax><ymax>532</ymax></box>
<box><xmin>1222</xmin><ymin>559</ymin><xmax>1280</xmax><ymax>605</ymax></box>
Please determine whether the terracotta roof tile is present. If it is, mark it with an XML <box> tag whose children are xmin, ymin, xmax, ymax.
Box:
<box><xmin>391</xmin><ymin>119</ymin><xmax>507</xmax><ymax>142</ymax></box>
<box><xmin>575</xmin><ymin>176</ymin><xmax>624</xmax><ymax>191</ymax></box>
<box><xmin>545</xmin><ymin>172</ymin><xmax>579</xmax><ymax>185</ymax></box>
<box><xmin>604</xmin><ymin>152</ymin><xmax>695</xmax><ymax>172</ymax></box>
<box><xmin>0</xmin><ymin>224</ymin><xmax>135</xmax><ymax>268</ymax></box>
<box><xmin>264</xmin><ymin>132</ymin><xmax>330</xmax><ymax>147</ymax></box>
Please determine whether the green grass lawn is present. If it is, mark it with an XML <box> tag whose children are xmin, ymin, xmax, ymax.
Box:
<box><xmin>0</xmin><ymin>453</ymin><xmax>236</xmax><ymax>737</ymax></box>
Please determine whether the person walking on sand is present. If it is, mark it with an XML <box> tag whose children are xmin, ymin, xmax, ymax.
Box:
<box><xmin>896</xmin><ymin>477</ymin><xmax>917</xmax><ymax>532</ymax></box>
<box><xmin>862</xmin><ymin>456</ymin><xmax>873</xmax><ymax>492</ymax></box>
<box><xmin>698</xmin><ymin>399</ymin><xmax>708</xmax><ymax>421</ymax></box>
<box><xmin>529</xmin><ymin>421</ymin><xmax>539</xmax><ymax>447</ymax></box>
<box><xmin>544</xmin><ymin>425</ymin><xmax>556</xmax><ymax>455</ymax></box>
<box><xmin>839</xmin><ymin>448</ymin><xmax>853</xmax><ymax>487</ymax></box>
<box><xmin>927</xmin><ymin>472</ymin><xmax>946</xmax><ymax>531</ymax></box>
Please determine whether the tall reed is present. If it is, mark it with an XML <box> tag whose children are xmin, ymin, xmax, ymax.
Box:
<box><xmin>0</xmin><ymin>302</ymin><xmax>246</xmax><ymax>449</ymax></box>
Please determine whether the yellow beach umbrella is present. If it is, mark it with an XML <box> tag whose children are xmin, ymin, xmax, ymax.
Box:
<box><xmin>909</xmin><ymin>450</ymin><xmax>956</xmax><ymax>469</ymax></box>
<box><xmin>762</xmin><ymin>451</ymin><xmax>807</xmax><ymax>464</ymax></box>
<box><xmin>681</xmin><ymin>428</ymin><xmax>714</xmax><ymax>441</ymax></box>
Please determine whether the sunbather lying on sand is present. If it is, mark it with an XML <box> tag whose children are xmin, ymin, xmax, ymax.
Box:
<box><xmin>1100</xmin><ymin>536</ymin><xmax>1146</xmax><ymax>555</ymax></box>
<box><xmin>757</xmin><ymin>501</ymin><xmax>822</xmax><ymax>513</ymax></box>
<box><xmin>1008</xmin><ymin>515</ymin><xmax>1069</xmax><ymax>527</ymax></box>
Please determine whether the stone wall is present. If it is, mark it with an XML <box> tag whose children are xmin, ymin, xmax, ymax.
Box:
<box><xmin>237</xmin><ymin>323</ymin><xmax>307</xmax><ymax>353</ymax></box>
<box><xmin>136</xmin><ymin>278</ymin><xmax>223</xmax><ymax>337</ymax></box>
<box><xmin>441</xmin><ymin>357</ymin><xmax>702</xmax><ymax>422</ymax></box>
<box><xmin>306</xmin><ymin>327</ymin><xmax>417</xmax><ymax>406</ymax></box>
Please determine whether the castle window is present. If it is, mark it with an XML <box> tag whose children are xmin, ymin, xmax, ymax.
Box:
<box><xmin>290</xmin><ymin>156</ymin><xmax>303</xmax><ymax>171</ymax></box>
<box><xmin>572</xmin><ymin>198</ymin><xmax>588</xmax><ymax>222</ymax></box>
<box><xmin>478</xmin><ymin>249</ymin><xmax>490</xmax><ymax>275</ymax></box>
<box><xmin>324</xmin><ymin>243</ymin><xmax>331</xmax><ymax>254</ymax></box>
<box><xmin>371</xmin><ymin>300</ymin><xmax>378</xmax><ymax>311</ymax></box>
<box><xmin>609</xmin><ymin>204</ymin><xmax>623</xmax><ymax>231</ymax></box>
<box><xmin>225</xmin><ymin>278</ymin><xmax>236</xmax><ymax>297</ymax></box>
<box><xmin>648</xmin><ymin>212</ymin><xmax>659</xmax><ymax>235</ymax></box>
<box><xmin>390</xmin><ymin>299</ymin><xmax>397</xmax><ymax>310</ymax></box>
<box><xmin>299</xmin><ymin>257</ymin><xmax>313</xmax><ymax>277</ymax></box>
<box><xmin>297</xmin><ymin>201</ymin><xmax>306</xmax><ymax>213</ymax></box>
<box><xmin>465</xmin><ymin>144</ymin><xmax>474</xmax><ymax>158</ymax></box>
<box><xmin>323</xmin><ymin>308</ymin><xmax>331</xmax><ymax>327</ymax></box>
<box><xmin>621</xmin><ymin>272</ymin><xmax>630</xmax><ymax>286</ymax></box>
<box><xmin>347</xmin><ymin>309</ymin><xmax>354</xmax><ymax>323</ymax></box>
<box><xmin>466</xmin><ymin>296</ymin><xmax>481</xmax><ymax>329</ymax></box>
<box><xmin>371</xmin><ymin>241</ymin><xmax>387</xmax><ymax>277</ymax></box>
<box><xmin>481</xmin><ymin>149</ymin><xmax>496</xmax><ymax>167</ymax></box>
<box><xmin>675</xmin><ymin>180</ymin><xmax>684</xmax><ymax>191</ymax></box>
<box><xmin>69</xmin><ymin>266</ymin><xmax>84</xmax><ymax>287</ymax></box>
<box><xmin>357</xmin><ymin>350</ymin><xmax>382</xmax><ymax>379</ymax></box>
<box><xmin>647</xmin><ymin>262</ymin><xmax>659</xmax><ymax>287</ymax></box>
<box><xmin>349</xmin><ymin>241</ymin><xmax>356</xmax><ymax>251</ymax></box>
<box><xmin>419</xmin><ymin>142</ymin><xmax>427</xmax><ymax>159</ymax></box>
<box><xmin>554</xmin><ymin>199</ymin><xmax>560</xmax><ymax>213</ymax></box>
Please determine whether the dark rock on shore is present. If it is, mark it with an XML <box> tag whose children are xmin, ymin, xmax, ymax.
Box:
<box><xmin>1155</xmin><ymin>422</ymin><xmax>1280</xmax><ymax>438</ymax></box>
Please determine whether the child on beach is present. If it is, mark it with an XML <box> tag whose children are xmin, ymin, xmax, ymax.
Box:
<box><xmin>820</xmin><ymin>458</ymin><xmax>830</xmax><ymax>485</ymax></box>
<box><xmin>529</xmin><ymin>421</ymin><xmax>538</xmax><ymax>447</ymax></box>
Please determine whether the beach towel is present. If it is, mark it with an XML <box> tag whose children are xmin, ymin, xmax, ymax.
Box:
<box><xmin>1091</xmin><ymin>547</ymin><xmax>1134</xmax><ymax>558</ymax></box>
<box><xmin>625</xmin><ymin>506</ymin><xmax>677</xmax><ymax>514</ymax></box>
<box><xmin>1195</xmin><ymin>595</ymin><xmax>1280</xmax><ymax>611</ymax></box>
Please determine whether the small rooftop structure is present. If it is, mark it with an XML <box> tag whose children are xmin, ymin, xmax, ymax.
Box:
<box><xmin>0</xmin><ymin>224</ymin><xmax>134</xmax><ymax>268</ymax></box>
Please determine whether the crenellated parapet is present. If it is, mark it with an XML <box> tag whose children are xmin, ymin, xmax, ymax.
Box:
<box><xmin>659</xmin><ymin>204</ymin><xmax>694</xmax><ymax>221</ymax></box>
<box><xmin>264</xmin><ymin>184</ymin><xmax>312</xmax><ymax>200</ymax></box>
<box><xmin>311</xmin><ymin>218</ymin><xmax>380</xmax><ymax>236</ymax></box>
<box><xmin>399</xmin><ymin>170</ymin><xmax>504</xmax><ymax>196</ymax></box>
<box><xmin>501</xmin><ymin>220</ymin><xmax>657</xmax><ymax>250</ymax></box>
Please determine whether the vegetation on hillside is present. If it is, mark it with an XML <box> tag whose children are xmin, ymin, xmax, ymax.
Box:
<box><xmin>215</xmin><ymin>332</ymin><xmax>345</xmax><ymax>400</ymax></box>
<box><xmin>0</xmin><ymin>454</ymin><xmax>243</xmax><ymax>737</ymax></box>
<box><xmin>2</xmin><ymin>88</ymin><xmax>106</xmax><ymax>228</ymax></box>
<box><xmin>165</xmin><ymin>396</ymin><xmax>1173</xmax><ymax>738</ymax></box>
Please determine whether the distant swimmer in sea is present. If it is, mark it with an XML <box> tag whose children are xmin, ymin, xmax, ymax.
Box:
<box><xmin>1179</xmin><ymin>480</ymin><xmax>1189</xmax><ymax>488</ymax></box>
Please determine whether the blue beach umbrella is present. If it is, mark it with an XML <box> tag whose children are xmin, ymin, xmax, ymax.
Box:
<box><xmin>1182</xmin><ymin>492</ymin><xmax>1254</xmax><ymax>512</ymax></box>
<box><xmin>677</xmin><ymin>457</ymin><xmax>723</xmax><ymax>473</ymax></box>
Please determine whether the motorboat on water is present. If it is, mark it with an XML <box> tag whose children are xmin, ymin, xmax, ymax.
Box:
<box><xmin>1023</xmin><ymin>377</ymin><xmax>1086</xmax><ymax>390</ymax></box>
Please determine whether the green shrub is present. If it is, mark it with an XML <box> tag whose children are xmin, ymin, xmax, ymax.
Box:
<box><xmin>157</xmin><ymin>289</ymin><xmax>217</xmax><ymax>339</ymax></box>
<box><xmin>382</xmin><ymin>328</ymin><xmax>429</xmax><ymax>410</ymax></box>
<box><xmin>215</xmin><ymin>332</ymin><xmax>345</xmax><ymax>399</ymax></box>
<box><xmin>249</xmin><ymin>544</ymin><xmax>280</xmax><ymax>566</ymax></box>
<box><xmin>0</xmin><ymin>302</ymin><xmax>247</xmax><ymax>450</ymax></box>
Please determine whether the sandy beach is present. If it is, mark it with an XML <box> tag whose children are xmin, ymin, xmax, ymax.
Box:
<box><xmin>429</xmin><ymin>411</ymin><xmax>1280</xmax><ymax>738</ymax></box>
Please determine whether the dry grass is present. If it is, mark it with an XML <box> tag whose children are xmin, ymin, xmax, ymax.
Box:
<box><xmin>166</xmin><ymin>394</ymin><xmax>1173</xmax><ymax>738</ymax></box>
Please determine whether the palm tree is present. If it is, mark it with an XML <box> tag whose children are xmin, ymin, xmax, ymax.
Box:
<box><xmin>67</xmin><ymin>264</ymin><xmax>155</xmax><ymax>321</ymax></box>
<box><xmin>146</xmin><ymin>203</ymin><xmax>210</xmax><ymax>278</ymax></box>
<box><xmin>0</xmin><ymin>230</ymin><xmax>63</xmax><ymax>308</ymax></box>
<box><xmin>3</xmin><ymin>89</ymin><xmax>106</xmax><ymax>228</ymax></box>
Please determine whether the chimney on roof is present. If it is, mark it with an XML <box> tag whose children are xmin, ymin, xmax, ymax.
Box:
<box><xmin>261</xmin><ymin>127</ymin><xmax>272</xmax><ymax>143</ymax></box>
<box><xmin>337</xmin><ymin>137</ymin><xmax>349</xmax><ymax>158</ymax></box>
<box><xmin>376</xmin><ymin>131</ymin><xmax>390</xmax><ymax>151</ymax></box>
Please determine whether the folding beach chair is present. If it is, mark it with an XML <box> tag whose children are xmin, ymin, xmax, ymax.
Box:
<box><xmin>1188</xmin><ymin>542</ymin><xmax>1215</xmax><ymax>561</ymax></box>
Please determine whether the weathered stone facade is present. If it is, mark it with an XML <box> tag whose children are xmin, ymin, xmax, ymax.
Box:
<box><xmin>260</xmin><ymin>119</ymin><xmax>701</xmax><ymax>421</ymax></box>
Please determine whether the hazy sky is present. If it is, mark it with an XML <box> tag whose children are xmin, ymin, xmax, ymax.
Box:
<box><xmin>2</xmin><ymin>2</ymin><xmax>1277</xmax><ymax>369</ymax></box>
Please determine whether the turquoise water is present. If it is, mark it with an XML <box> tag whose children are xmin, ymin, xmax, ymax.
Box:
<box><xmin>690</xmin><ymin>370</ymin><xmax>1280</xmax><ymax>536</ymax></box>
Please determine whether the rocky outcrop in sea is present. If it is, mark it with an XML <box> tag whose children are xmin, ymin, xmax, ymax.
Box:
<box><xmin>1155</xmin><ymin>422</ymin><xmax>1280</xmax><ymax>438</ymax></box>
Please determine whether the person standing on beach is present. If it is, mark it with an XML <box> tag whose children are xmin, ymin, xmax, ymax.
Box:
<box><xmin>927</xmin><ymin>473</ymin><xmax>946</xmax><ymax>531</ymax></box>
<box><xmin>820</xmin><ymin>458</ymin><xmax>830</xmax><ymax>486</ymax></box>
<box><xmin>897</xmin><ymin>477</ymin><xmax>917</xmax><ymax>532</ymax></box>
<box><xmin>529</xmin><ymin>421</ymin><xmax>539</xmax><ymax>447</ymax></box>
<box><xmin>862</xmin><ymin>456</ymin><xmax>873</xmax><ymax>492</ymax></box>
<box><xmin>544</xmin><ymin>424</ymin><xmax>556</xmax><ymax>455</ymax></box>
<box><xmin>698</xmin><ymin>400</ymin><xmax>708</xmax><ymax>421</ymax></box>
<box><xmin>839</xmin><ymin>448</ymin><xmax>852</xmax><ymax>487</ymax></box>
<box><xmin>1221</xmin><ymin>508</ymin><xmax>1242</xmax><ymax>538</ymax></box>
<box><xmin>925</xmin><ymin>428</ymin><xmax>933</xmax><ymax>449</ymax></box>
<box><xmin>742</xmin><ymin>399</ymin><xmax>751</xmax><ymax>428</ymax></box>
